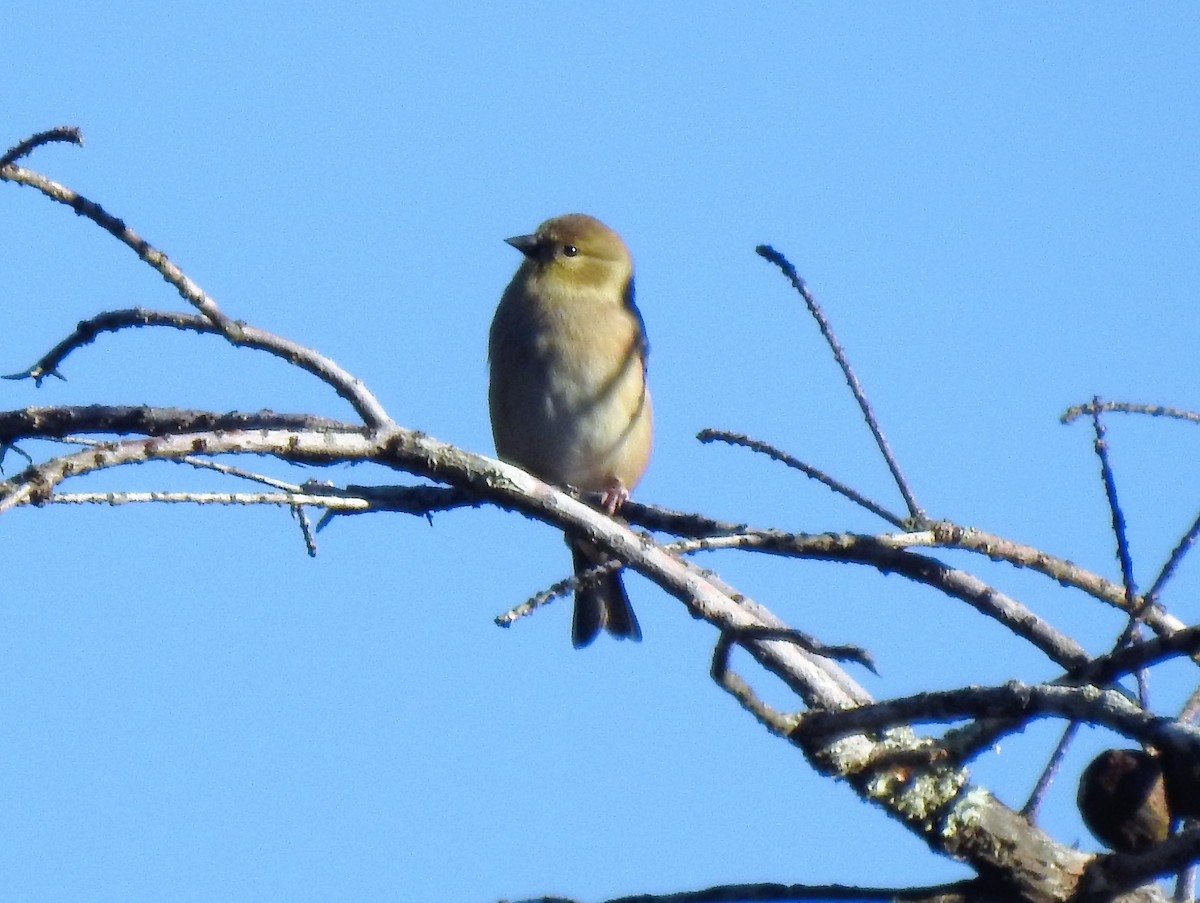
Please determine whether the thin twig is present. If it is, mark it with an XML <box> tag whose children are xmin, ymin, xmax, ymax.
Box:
<box><xmin>0</xmin><ymin>442</ymin><xmax>34</xmax><ymax>471</ymax></box>
<box><xmin>57</xmin><ymin>433</ymin><xmax>321</xmax><ymax>493</ymax></box>
<box><xmin>791</xmin><ymin>683</ymin><xmax>1168</xmax><ymax>749</ymax></box>
<box><xmin>494</xmin><ymin>569</ymin><xmax>580</xmax><ymax>628</ymax></box>
<box><xmin>494</xmin><ymin>550</ymin><xmax>640</xmax><ymax>628</ymax></box>
<box><xmin>1091</xmin><ymin>402</ymin><xmax>1142</xmax><ymax>647</ymax></box>
<box><xmin>3</xmin><ymin>308</ymin><xmax>392</xmax><ymax>427</ymax></box>
<box><xmin>1020</xmin><ymin>721</ymin><xmax>1079</xmax><ymax>822</ymax></box>
<box><xmin>1069</xmin><ymin>626</ymin><xmax>1200</xmax><ymax>688</ymax></box>
<box><xmin>44</xmin><ymin>490</ymin><xmax>371</xmax><ymax>509</ymax></box>
<box><xmin>710</xmin><ymin>631</ymin><xmax>798</xmax><ymax>739</ymax></box>
<box><xmin>0</xmin><ymin>406</ymin><xmax>358</xmax><ymax>442</ymax></box>
<box><xmin>682</xmin><ymin>531</ymin><xmax>1090</xmax><ymax>670</ymax></box>
<box><xmin>292</xmin><ymin>504</ymin><xmax>318</xmax><ymax>557</ymax></box>
<box><xmin>170</xmin><ymin>454</ymin><xmax>314</xmax><ymax>492</ymax></box>
<box><xmin>1145</xmin><ymin>508</ymin><xmax>1200</xmax><ymax>609</ymax></box>
<box><xmin>1089</xmin><ymin>402</ymin><xmax>1155</xmax><ymax>710</ymax></box>
<box><xmin>2</xmin><ymin>158</ymin><xmax>241</xmax><ymax>339</ymax></box>
<box><xmin>1062</xmin><ymin>400</ymin><xmax>1200</xmax><ymax>426</ymax></box>
<box><xmin>939</xmin><ymin>627</ymin><xmax>1200</xmax><ymax>767</ymax></box>
<box><xmin>756</xmin><ymin>244</ymin><xmax>924</xmax><ymax>523</ymax></box>
<box><xmin>899</xmin><ymin>523</ymin><xmax>1200</xmax><ymax>669</ymax></box>
<box><xmin>906</xmin><ymin>523</ymin><xmax>1140</xmax><ymax>610</ymax></box>
<box><xmin>720</xmin><ymin>625</ymin><xmax>876</xmax><ymax>674</ymax></box>
<box><xmin>1134</xmin><ymin>625</ymin><xmax>1152</xmax><ymax>711</ymax></box>
<box><xmin>697</xmin><ymin>428</ymin><xmax>906</xmax><ymax>527</ymax></box>
<box><xmin>0</xmin><ymin>126</ymin><xmax>83</xmax><ymax>169</ymax></box>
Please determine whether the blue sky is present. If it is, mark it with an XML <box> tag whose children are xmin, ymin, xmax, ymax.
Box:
<box><xmin>3</xmin><ymin>4</ymin><xmax>1199</xmax><ymax>901</ymax></box>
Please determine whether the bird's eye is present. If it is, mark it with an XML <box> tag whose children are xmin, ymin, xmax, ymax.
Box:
<box><xmin>562</xmin><ymin>244</ymin><xmax>578</xmax><ymax>257</ymax></box>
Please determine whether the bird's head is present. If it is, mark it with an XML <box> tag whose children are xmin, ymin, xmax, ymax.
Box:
<box><xmin>505</xmin><ymin>213</ymin><xmax>632</xmax><ymax>294</ymax></box>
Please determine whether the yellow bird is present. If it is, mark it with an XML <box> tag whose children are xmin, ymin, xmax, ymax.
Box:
<box><xmin>488</xmin><ymin>214</ymin><xmax>653</xmax><ymax>647</ymax></box>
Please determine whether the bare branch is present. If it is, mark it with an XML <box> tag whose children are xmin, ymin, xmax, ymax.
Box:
<box><xmin>711</xmin><ymin>631</ymin><xmax>799</xmax><ymax>739</ymax></box>
<box><xmin>792</xmin><ymin>683</ymin><xmax>1175</xmax><ymax>751</ymax></box>
<box><xmin>292</xmin><ymin>503</ymin><xmax>318</xmax><ymax>557</ymax></box>
<box><xmin>910</xmin><ymin>524</ymin><xmax>1195</xmax><ymax>661</ymax></box>
<box><xmin>1062</xmin><ymin>401</ymin><xmax>1200</xmax><ymax>426</ymax></box>
<box><xmin>0</xmin><ymin>405</ymin><xmax>357</xmax><ymax>443</ymax></box>
<box><xmin>1144</xmin><ymin>508</ymin><xmax>1200</xmax><ymax>609</ymax></box>
<box><xmin>9</xmin><ymin>134</ymin><xmax>1192</xmax><ymax>899</ymax></box>
<box><xmin>0</xmin><ymin>165</ymin><xmax>242</xmax><ymax>339</ymax></box>
<box><xmin>906</xmin><ymin>523</ymin><xmax>1131</xmax><ymax>608</ymax></box>
<box><xmin>0</xmin><ymin>397</ymin><xmax>1109</xmax><ymax>681</ymax></box>
<box><xmin>661</xmin><ymin>530</ymin><xmax>1090</xmax><ymax>671</ymax></box>
<box><xmin>923</xmin><ymin>628</ymin><xmax>1200</xmax><ymax>765</ymax></box>
<box><xmin>1021</xmin><ymin>722</ymin><xmax>1080</xmax><ymax>822</ymax></box>
<box><xmin>1089</xmin><ymin>403</ymin><xmax>1140</xmax><ymax>634</ymax></box>
<box><xmin>697</xmin><ymin>428</ymin><xmax>907</xmax><ymax>527</ymax></box>
<box><xmin>1077</xmin><ymin>825</ymin><xmax>1200</xmax><ymax>901</ymax></box>
<box><xmin>2</xmin><ymin>308</ymin><xmax>392</xmax><ymax>426</ymax></box>
<box><xmin>756</xmin><ymin>244</ymin><xmax>924</xmax><ymax>523</ymax></box>
<box><xmin>0</xmin><ymin>424</ymin><xmax>874</xmax><ymax>718</ymax></box>
<box><xmin>1072</xmin><ymin>626</ymin><xmax>1200</xmax><ymax>687</ymax></box>
<box><xmin>0</xmin><ymin>406</ymin><xmax>1161</xmax><ymax>902</ymax></box>
<box><xmin>46</xmin><ymin>490</ymin><xmax>367</xmax><ymax>509</ymax></box>
<box><xmin>0</xmin><ymin>126</ymin><xmax>82</xmax><ymax>168</ymax></box>
<box><xmin>509</xmin><ymin>879</ymin><xmax>1038</xmax><ymax>903</ymax></box>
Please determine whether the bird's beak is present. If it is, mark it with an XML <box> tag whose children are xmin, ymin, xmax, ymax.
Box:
<box><xmin>504</xmin><ymin>233</ymin><xmax>541</xmax><ymax>258</ymax></box>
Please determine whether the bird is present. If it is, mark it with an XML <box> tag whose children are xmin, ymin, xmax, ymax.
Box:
<box><xmin>1077</xmin><ymin>748</ymin><xmax>1171</xmax><ymax>853</ymax></box>
<box><xmin>488</xmin><ymin>213</ymin><xmax>653</xmax><ymax>648</ymax></box>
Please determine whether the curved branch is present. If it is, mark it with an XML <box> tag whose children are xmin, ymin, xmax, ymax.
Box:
<box><xmin>4</xmin><ymin>127</ymin><xmax>1184</xmax><ymax>902</ymax></box>
<box><xmin>659</xmin><ymin>530</ymin><xmax>1089</xmax><ymax>671</ymax></box>
<box><xmin>931</xmin><ymin>628</ymin><xmax>1200</xmax><ymax>766</ymax></box>
<box><xmin>0</xmin><ymin>421</ymin><xmax>1168</xmax><ymax>898</ymax></box>
<box><xmin>1</xmin><ymin>164</ymin><xmax>241</xmax><ymax>339</ymax></box>
<box><xmin>1072</xmin><ymin>626</ymin><xmax>1200</xmax><ymax>687</ymax></box>
<box><xmin>886</xmin><ymin>523</ymin><xmax>1192</xmax><ymax>654</ymax></box>
<box><xmin>1061</xmin><ymin>401</ymin><xmax>1200</xmax><ymax>426</ymax></box>
<box><xmin>0</xmin><ymin>424</ymin><xmax>871</xmax><ymax>710</ymax></box>
<box><xmin>0</xmin><ymin>405</ymin><xmax>356</xmax><ymax>443</ymax></box>
<box><xmin>905</xmin><ymin>523</ymin><xmax>1129</xmax><ymax>608</ymax></box>
<box><xmin>697</xmin><ymin>428</ymin><xmax>907</xmax><ymax>527</ymax></box>
<box><xmin>1078</xmin><ymin>825</ymin><xmax>1200</xmax><ymax>901</ymax></box>
<box><xmin>791</xmin><ymin>683</ymin><xmax>1170</xmax><ymax>749</ymax></box>
<box><xmin>0</xmin><ymin>400</ymin><xmax>1090</xmax><ymax>677</ymax></box>
<box><xmin>3</xmin><ymin>308</ymin><xmax>392</xmax><ymax>427</ymax></box>
<box><xmin>0</xmin><ymin>399</ymin><xmax>1109</xmax><ymax>677</ymax></box>
<box><xmin>0</xmin><ymin>126</ymin><xmax>82</xmax><ymax>168</ymax></box>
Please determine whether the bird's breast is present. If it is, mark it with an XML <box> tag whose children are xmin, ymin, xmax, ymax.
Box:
<box><xmin>489</xmin><ymin>294</ymin><xmax>651</xmax><ymax>492</ymax></box>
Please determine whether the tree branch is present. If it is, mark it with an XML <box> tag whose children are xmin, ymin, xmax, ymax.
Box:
<box><xmin>2</xmin><ymin>308</ymin><xmax>392</xmax><ymax>426</ymax></box>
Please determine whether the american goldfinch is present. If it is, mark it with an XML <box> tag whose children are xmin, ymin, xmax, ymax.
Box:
<box><xmin>488</xmin><ymin>214</ymin><xmax>653</xmax><ymax>648</ymax></box>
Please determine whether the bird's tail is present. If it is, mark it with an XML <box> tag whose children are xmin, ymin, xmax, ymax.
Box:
<box><xmin>570</xmin><ymin>539</ymin><xmax>642</xmax><ymax>648</ymax></box>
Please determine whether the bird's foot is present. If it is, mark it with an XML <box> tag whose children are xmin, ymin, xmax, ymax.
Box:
<box><xmin>600</xmin><ymin>477</ymin><xmax>630</xmax><ymax>515</ymax></box>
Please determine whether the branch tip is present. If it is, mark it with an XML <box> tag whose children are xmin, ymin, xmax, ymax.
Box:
<box><xmin>754</xmin><ymin>243</ymin><xmax>925</xmax><ymax>522</ymax></box>
<box><xmin>0</xmin><ymin>126</ymin><xmax>83</xmax><ymax>169</ymax></box>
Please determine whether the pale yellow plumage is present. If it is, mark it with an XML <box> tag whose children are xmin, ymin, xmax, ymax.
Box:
<box><xmin>488</xmin><ymin>214</ymin><xmax>652</xmax><ymax>647</ymax></box>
